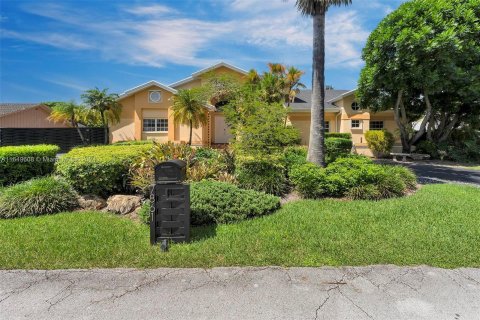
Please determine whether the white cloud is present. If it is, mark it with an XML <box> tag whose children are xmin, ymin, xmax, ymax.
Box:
<box><xmin>1</xmin><ymin>29</ymin><xmax>91</xmax><ymax>50</ymax></box>
<box><xmin>123</xmin><ymin>5</ymin><xmax>175</xmax><ymax>16</ymax></box>
<box><xmin>42</xmin><ymin>77</ymin><xmax>89</xmax><ymax>91</ymax></box>
<box><xmin>4</xmin><ymin>1</ymin><xmax>371</xmax><ymax>70</ymax></box>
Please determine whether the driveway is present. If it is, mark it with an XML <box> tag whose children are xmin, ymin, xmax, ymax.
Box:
<box><xmin>377</xmin><ymin>160</ymin><xmax>480</xmax><ymax>186</ymax></box>
<box><xmin>1</xmin><ymin>266</ymin><xmax>479</xmax><ymax>320</ymax></box>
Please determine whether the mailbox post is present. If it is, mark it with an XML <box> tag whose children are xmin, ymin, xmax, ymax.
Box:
<box><xmin>150</xmin><ymin>160</ymin><xmax>190</xmax><ymax>251</ymax></box>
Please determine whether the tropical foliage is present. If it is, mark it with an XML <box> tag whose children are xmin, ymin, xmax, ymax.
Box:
<box><xmin>357</xmin><ymin>0</ymin><xmax>480</xmax><ymax>152</ymax></box>
<box><xmin>172</xmin><ymin>88</ymin><xmax>209</xmax><ymax>145</ymax></box>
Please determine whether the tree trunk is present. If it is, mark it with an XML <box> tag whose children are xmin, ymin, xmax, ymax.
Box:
<box><xmin>71</xmin><ymin>115</ymin><xmax>86</xmax><ymax>144</ymax></box>
<box><xmin>307</xmin><ymin>10</ymin><xmax>326</xmax><ymax>167</ymax></box>
<box><xmin>409</xmin><ymin>90</ymin><xmax>433</xmax><ymax>147</ymax></box>
<box><xmin>438</xmin><ymin>114</ymin><xmax>459</xmax><ymax>142</ymax></box>
<box><xmin>189</xmin><ymin>120</ymin><xmax>193</xmax><ymax>145</ymax></box>
<box><xmin>392</xmin><ymin>90</ymin><xmax>410</xmax><ymax>152</ymax></box>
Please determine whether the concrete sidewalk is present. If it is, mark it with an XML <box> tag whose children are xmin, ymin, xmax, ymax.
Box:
<box><xmin>1</xmin><ymin>266</ymin><xmax>479</xmax><ymax>320</ymax></box>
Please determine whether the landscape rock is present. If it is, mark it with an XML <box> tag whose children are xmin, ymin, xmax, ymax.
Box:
<box><xmin>78</xmin><ymin>195</ymin><xmax>107</xmax><ymax>210</ymax></box>
<box><xmin>105</xmin><ymin>195</ymin><xmax>141</xmax><ymax>215</ymax></box>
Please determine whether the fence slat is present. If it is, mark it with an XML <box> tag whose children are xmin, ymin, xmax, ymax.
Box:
<box><xmin>0</xmin><ymin>128</ymin><xmax>107</xmax><ymax>152</ymax></box>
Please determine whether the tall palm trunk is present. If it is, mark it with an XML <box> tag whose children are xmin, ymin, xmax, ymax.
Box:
<box><xmin>307</xmin><ymin>9</ymin><xmax>326</xmax><ymax>167</ymax></box>
<box><xmin>189</xmin><ymin>119</ymin><xmax>193</xmax><ymax>145</ymax></box>
<box><xmin>72</xmin><ymin>117</ymin><xmax>86</xmax><ymax>145</ymax></box>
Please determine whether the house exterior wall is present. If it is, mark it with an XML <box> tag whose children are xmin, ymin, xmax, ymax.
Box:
<box><xmin>112</xmin><ymin>65</ymin><xmax>246</xmax><ymax>145</ymax></box>
<box><xmin>288</xmin><ymin>112</ymin><xmax>338</xmax><ymax>145</ymax></box>
<box><xmin>0</xmin><ymin>107</ymin><xmax>68</xmax><ymax>128</ymax></box>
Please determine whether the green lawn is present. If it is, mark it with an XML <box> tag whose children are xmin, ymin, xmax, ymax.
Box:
<box><xmin>1</xmin><ymin>184</ymin><xmax>479</xmax><ymax>269</ymax></box>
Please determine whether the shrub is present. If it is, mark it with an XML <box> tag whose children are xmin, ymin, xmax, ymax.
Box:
<box><xmin>415</xmin><ymin>140</ymin><xmax>439</xmax><ymax>158</ymax></box>
<box><xmin>235</xmin><ymin>156</ymin><xmax>288</xmax><ymax>196</ymax></box>
<box><xmin>190</xmin><ymin>180</ymin><xmax>280</xmax><ymax>225</ymax></box>
<box><xmin>194</xmin><ymin>147</ymin><xmax>221</xmax><ymax>162</ymax></box>
<box><xmin>325</xmin><ymin>138</ymin><xmax>353</xmax><ymax>163</ymax></box>
<box><xmin>56</xmin><ymin>144</ymin><xmax>151</xmax><ymax>196</ymax></box>
<box><xmin>128</xmin><ymin>142</ymin><xmax>195</xmax><ymax>195</ymax></box>
<box><xmin>113</xmin><ymin>140</ymin><xmax>154</xmax><ymax>146</ymax></box>
<box><xmin>281</xmin><ymin>146</ymin><xmax>307</xmax><ymax>173</ymax></box>
<box><xmin>290</xmin><ymin>163</ymin><xmax>328</xmax><ymax>198</ymax></box>
<box><xmin>365</xmin><ymin>130</ymin><xmax>395</xmax><ymax>157</ymax></box>
<box><xmin>0</xmin><ymin>177</ymin><xmax>78</xmax><ymax>218</ymax></box>
<box><xmin>325</xmin><ymin>132</ymin><xmax>351</xmax><ymax>139</ymax></box>
<box><xmin>0</xmin><ymin>145</ymin><xmax>60</xmax><ymax>186</ymax></box>
<box><xmin>291</xmin><ymin>156</ymin><xmax>416</xmax><ymax>200</ymax></box>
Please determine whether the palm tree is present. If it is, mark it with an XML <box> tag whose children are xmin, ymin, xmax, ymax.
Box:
<box><xmin>268</xmin><ymin>63</ymin><xmax>286</xmax><ymax>76</ymax></box>
<box><xmin>295</xmin><ymin>0</ymin><xmax>352</xmax><ymax>166</ymax></box>
<box><xmin>48</xmin><ymin>101</ymin><xmax>88</xmax><ymax>144</ymax></box>
<box><xmin>81</xmin><ymin>87</ymin><xmax>122</xmax><ymax>144</ymax></box>
<box><xmin>259</xmin><ymin>72</ymin><xmax>285</xmax><ymax>103</ymax></box>
<box><xmin>244</xmin><ymin>69</ymin><xmax>261</xmax><ymax>85</ymax></box>
<box><xmin>285</xmin><ymin>66</ymin><xmax>306</xmax><ymax>107</ymax></box>
<box><xmin>172</xmin><ymin>88</ymin><xmax>208</xmax><ymax>145</ymax></box>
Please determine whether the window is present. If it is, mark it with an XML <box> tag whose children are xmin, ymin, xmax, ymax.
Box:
<box><xmin>351</xmin><ymin>120</ymin><xmax>361</xmax><ymax>129</ymax></box>
<box><xmin>351</xmin><ymin>102</ymin><xmax>360</xmax><ymax>111</ymax></box>
<box><xmin>149</xmin><ymin>91</ymin><xmax>162</xmax><ymax>103</ymax></box>
<box><xmin>369</xmin><ymin>121</ymin><xmax>384</xmax><ymax>130</ymax></box>
<box><xmin>143</xmin><ymin>118</ymin><xmax>168</xmax><ymax>132</ymax></box>
<box><xmin>325</xmin><ymin>121</ymin><xmax>330</xmax><ymax>133</ymax></box>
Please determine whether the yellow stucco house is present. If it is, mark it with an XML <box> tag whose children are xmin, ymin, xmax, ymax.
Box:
<box><xmin>111</xmin><ymin>62</ymin><xmax>400</xmax><ymax>156</ymax></box>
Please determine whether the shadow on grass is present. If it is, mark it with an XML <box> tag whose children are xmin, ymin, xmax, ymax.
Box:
<box><xmin>190</xmin><ymin>224</ymin><xmax>217</xmax><ymax>242</ymax></box>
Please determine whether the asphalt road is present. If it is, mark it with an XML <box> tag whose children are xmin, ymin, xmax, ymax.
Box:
<box><xmin>378</xmin><ymin>161</ymin><xmax>480</xmax><ymax>186</ymax></box>
<box><xmin>1</xmin><ymin>266</ymin><xmax>479</xmax><ymax>320</ymax></box>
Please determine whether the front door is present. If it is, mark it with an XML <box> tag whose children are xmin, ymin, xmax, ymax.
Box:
<box><xmin>213</xmin><ymin>115</ymin><xmax>232</xmax><ymax>144</ymax></box>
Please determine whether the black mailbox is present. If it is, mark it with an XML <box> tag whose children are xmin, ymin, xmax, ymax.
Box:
<box><xmin>151</xmin><ymin>159</ymin><xmax>190</xmax><ymax>250</ymax></box>
<box><xmin>154</xmin><ymin>159</ymin><xmax>187</xmax><ymax>183</ymax></box>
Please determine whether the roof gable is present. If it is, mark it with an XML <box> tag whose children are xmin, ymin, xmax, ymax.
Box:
<box><xmin>289</xmin><ymin>89</ymin><xmax>350</xmax><ymax>111</ymax></box>
<box><xmin>118</xmin><ymin>80</ymin><xmax>177</xmax><ymax>100</ymax></box>
<box><xmin>169</xmin><ymin>62</ymin><xmax>247</xmax><ymax>88</ymax></box>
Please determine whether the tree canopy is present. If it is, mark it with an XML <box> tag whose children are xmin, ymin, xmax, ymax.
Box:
<box><xmin>357</xmin><ymin>0</ymin><xmax>480</xmax><ymax>151</ymax></box>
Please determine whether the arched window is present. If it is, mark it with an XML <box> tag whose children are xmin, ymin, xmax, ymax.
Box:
<box><xmin>215</xmin><ymin>100</ymin><xmax>229</xmax><ymax>111</ymax></box>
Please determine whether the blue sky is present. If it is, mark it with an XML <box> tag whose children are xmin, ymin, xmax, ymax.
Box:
<box><xmin>0</xmin><ymin>0</ymin><xmax>406</xmax><ymax>103</ymax></box>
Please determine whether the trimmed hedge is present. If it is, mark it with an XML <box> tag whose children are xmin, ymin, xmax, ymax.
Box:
<box><xmin>0</xmin><ymin>145</ymin><xmax>60</xmax><ymax>186</ymax></box>
<box><xmin>326</xmin><ymin>133</ymin><xmax>351</xmax><ymax>139</ymax></box>
<box><xmin>235</xmin><ymin>156</ymin><xmax>288</xmax><ymax>196</ymax></box>
<box><xmin>365</xmin><ymin>130</ymin><xmax>395</xmax><ymax>156</ymax></box>
<box><xmin>325</xmin><ymin>138</ymin><xmax>352</xmax><ymax>163</ymax></box>
<box><xmin>281</xmin><ymin>146</ymin><xmax>308</xmax><ymax>174</ymax></box>
<box><xmin>55</xmin><ymin>144</ymin><xmax>151</xmax><ymax>196</ymax></box>
<box><xmin>290</xmin><ymin>156</ymin><xmax>416</xmax><ymax>200</ymax></box>
<box><xmin>0</xmin><ymin>177</ymin><xmax>78</xmax><ymax>218</ymax></box>
<box><xmin>190</xmin><ymin>180</ymin><xmax>280</xmax><ymax>225</ymax></box>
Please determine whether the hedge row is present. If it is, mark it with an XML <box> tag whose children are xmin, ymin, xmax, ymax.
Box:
<box><xmin>0</xmin><ymin>145</ymin><xmax>60</xmax><ymax>186</ymax></box>
<box><xmin>55</xmin><ymin>144</ymin><xmax>152</xmax><ymax>196</ymax></box>
<box><xmin>290</xmin><ymin>156</ymin><xmax>417</xmax><ymax>200</ymax></box>
<box><xmin>325</xmin><ymin>132</ymin><xmax>351</xmax><ymax>139</ymax></box>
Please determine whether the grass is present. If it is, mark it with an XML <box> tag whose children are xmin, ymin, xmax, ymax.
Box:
<box><xmin>1</xmin><ymin>184</ymin><xmax>479</xmax><ymax>269</ymax></box>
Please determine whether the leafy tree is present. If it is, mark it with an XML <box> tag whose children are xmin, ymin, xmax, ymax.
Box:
<box><xmin>81</xmin><ymin>88</ymin><xmax>122</xmax><ymax>144</ymax></box>
<box><xmin>47</xmin><ymin>101</ymin><xmax>88</xmax><ymax>144</ymax></box>
<box><xmin>172</xmin><ymin>88</ymin><xmax>209</xmax><ymax>145</ymax></box>
<box><xmin>295</xmin><ymin>0</ymin><xmax>352</xmax><ymax>167</ymax></box>
<box><xmin>244</xmin><ymin>69</ymin><xmax>261</xmax><ymax>85</ymax></box>
<box><xmin>357</xmin><ymin>0</ymin><xmax>480</xmax><ymax>152</ymax></box>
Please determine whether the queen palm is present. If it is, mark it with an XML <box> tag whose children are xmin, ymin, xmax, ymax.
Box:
<box><xmin>48</xmin><ymin>101</ymin><xmax>88</xmax><ymax>144</ymax></box>
<box><xmin>172</xmin><ymin>88</ymin><xmax>208</xmax><ymax>145</ymax></box>
<box><xmin>285</xmin><ymin>66</ymin><xmax>306</xmax><ymax>107</ymax></box>
<box><xmin>81</xmin><ymin>87</ymin><xmax>122</xmax><ymax>144</ymax></box>
<box><xmin>295</xmin><ymin>0</ymin><xmax>352</xmax><ymax>166</ymax></box>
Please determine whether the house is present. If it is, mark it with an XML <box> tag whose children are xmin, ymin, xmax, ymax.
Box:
<box><xmin>0</xmin><ymin>103</ymin><xmax>68</xmax><ymax>128</ymax></box>
<box><xmin>111</xmin><ymin>62</ymin><xmax>401</xmax><ymax>156</ymax></box>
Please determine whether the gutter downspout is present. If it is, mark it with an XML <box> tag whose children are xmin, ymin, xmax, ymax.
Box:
<box><xmin>332</xmin><ymin>102</ymin><xmax>341</xmax><ymax>133</ymax></box>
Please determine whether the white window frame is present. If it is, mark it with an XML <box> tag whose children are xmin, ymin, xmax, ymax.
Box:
<box><xmin>351</xmin><ymin>119</ymin><xmax>362</xmax><ymax>129</ymax></box>
<box><xmin>148</xmin><ymin>90</ymin><xmax>162</xmax><ymax>103</ymax></box>
<box><xmin>369</xmin><ymin>121</ymin><xmax>384</xmax><ymax>130</ymax></box>
<box><xmin>143</xmin><ymin>118</ymin><xmax>168</xmax><ymax>132</ymax></box>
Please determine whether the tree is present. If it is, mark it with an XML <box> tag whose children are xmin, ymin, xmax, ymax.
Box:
<box><xmin>172</xmin><ymin>88</ymin><xmax>209</xmax><ymax>145</ymax></box>
<box><xmin>47</xmin><ymin>101</ymin><xmax>88</xmax><ymax>144</ymax></box>
<box><xmin>295</xmin><ymin>0</ymin><xmax>352</xmax><ymax>166</ymax></box>
<box><xmin>357</xmin><ymin>0</ymin><xmax>480</xmax><ymax>152</ymax></box>
<box><xmin>285</xmin><ymin>66</ymin><xmax>306</xmax><ymax>107</ymax></box>
<box><xmin>81</xmin><ymin>88</ymin><xmax>122</xmax><ymax>144</ymax></box>
<box><xmin>244</xmin><ymin>69</ymin><xmax>261</xmax><ymax>85</ymax></box>
<box><xmin>259</xmin><ymin>72</ymin><xmax>285</xmax><ymax>103</ymax></box>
